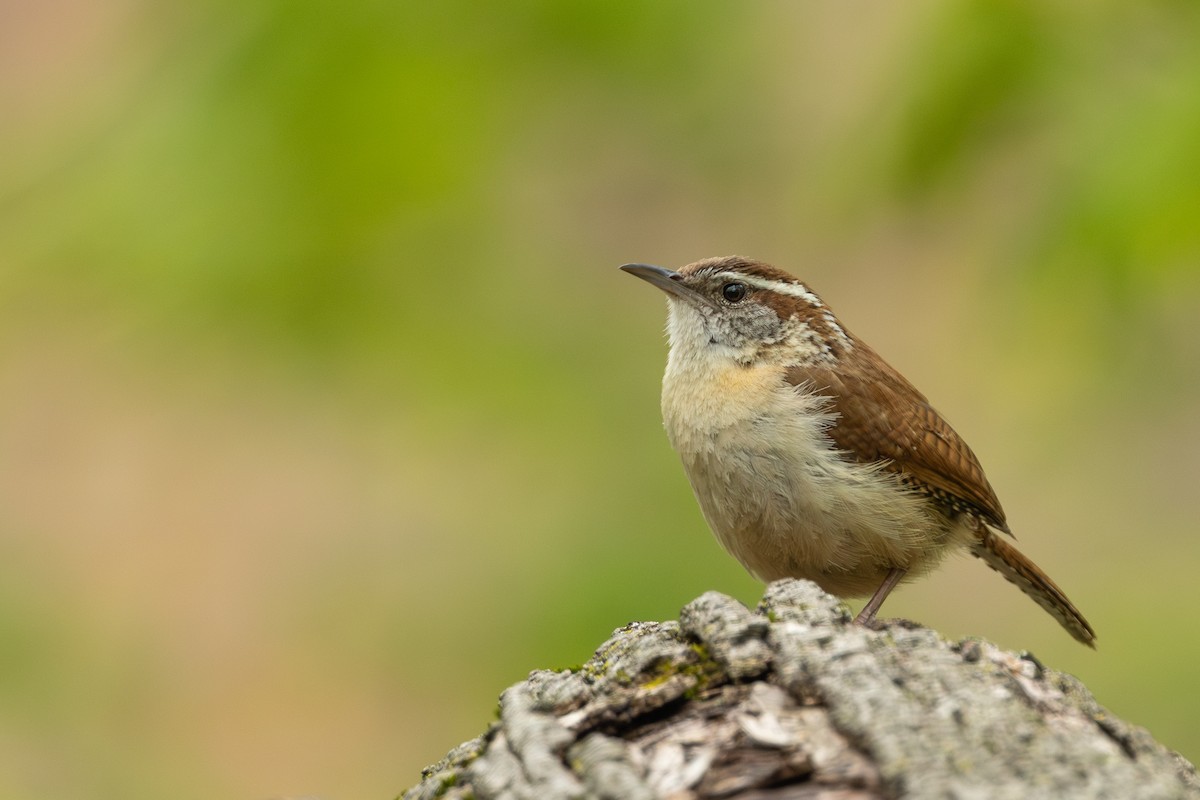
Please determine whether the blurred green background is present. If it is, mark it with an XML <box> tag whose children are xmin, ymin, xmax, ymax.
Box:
<box><xmin>2</xmin><ymin>1</ymin><xmax>1199</xmax><ymax>797</ymax></box>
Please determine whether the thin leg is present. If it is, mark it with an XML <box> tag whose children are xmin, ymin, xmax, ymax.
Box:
<box><xmin>853</xmin><ymin>567</ymin><xmax>907</xmax><ymax>627</ymax></box>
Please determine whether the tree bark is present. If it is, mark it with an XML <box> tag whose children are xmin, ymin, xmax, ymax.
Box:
<box><xmin>402</xmin><ymin>579</ymin><xmax>1199</xmax><ymax>800</ymax></box>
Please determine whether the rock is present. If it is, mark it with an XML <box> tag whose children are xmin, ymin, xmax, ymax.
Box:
<box><xmin>401</xmin><ymin>579</ymin><xmax>1199</xmax><ymax>800</ymax></box>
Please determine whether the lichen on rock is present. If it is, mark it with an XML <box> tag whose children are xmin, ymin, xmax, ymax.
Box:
<box><xmin>402</xmin><ymin>579</ymin><xmax>1199</xmax><ymax>800</ymax></box>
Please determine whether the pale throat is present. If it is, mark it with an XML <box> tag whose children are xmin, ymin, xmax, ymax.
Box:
<box><xmin>665</xmin><ymin>298</ymin><xmax>845</xmax><ymax>371</ymax></box>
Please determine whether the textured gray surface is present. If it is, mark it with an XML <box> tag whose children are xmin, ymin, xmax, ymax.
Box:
<box><xmin>401</xmin><ymin>579</ymin><xmax>1198</xmax><ymax>800</ymax></box>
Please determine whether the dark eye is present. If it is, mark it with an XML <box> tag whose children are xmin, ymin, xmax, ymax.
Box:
<box><xmin>722</xmin><ymin>282</ymin><xmax>747</xmax><ymax>303</ymax></box>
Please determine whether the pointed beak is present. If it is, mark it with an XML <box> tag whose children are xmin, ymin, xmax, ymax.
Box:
<box><xmin>619</xmin><ymin>263</ymin><xmax>714</xmax><ymax>307</ymax></box>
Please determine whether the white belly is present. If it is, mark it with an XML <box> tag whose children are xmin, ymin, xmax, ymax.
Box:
<box><xmin>662</xmin><ymin>362</ymin><xmax>963</xmax><ymax>596</ymax></box>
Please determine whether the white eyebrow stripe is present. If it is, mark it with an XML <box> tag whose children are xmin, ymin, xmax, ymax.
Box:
<box><xmin>726</xmin><ymin>273</ymin><xmax>824</xmax><ymax>308</ymax></box>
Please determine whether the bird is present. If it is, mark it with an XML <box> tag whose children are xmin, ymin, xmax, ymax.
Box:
<box><xmin>621</xmin><ymin>255</ymin><xmax>1095</xmax><ymax>646</ymax></box>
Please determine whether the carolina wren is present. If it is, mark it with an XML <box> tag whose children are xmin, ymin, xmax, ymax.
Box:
<box><xmin>621</xmin><ymin>256</ymin><xmax>1095</xmax><ymax>646</ymax></box>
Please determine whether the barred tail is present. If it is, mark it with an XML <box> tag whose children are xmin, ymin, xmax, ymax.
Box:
<box><xmin>971</xmin><ymin>531</ymin><xmax>1096</xmax><ymax>647</ymax></box>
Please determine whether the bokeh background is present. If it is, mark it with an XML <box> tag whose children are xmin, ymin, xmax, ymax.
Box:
<box><xmin>2</xmin><ymin>2</ymin><xmax>1198</xmax><ymax>797</ymax></box>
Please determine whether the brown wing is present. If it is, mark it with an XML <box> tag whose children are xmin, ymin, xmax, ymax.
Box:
<box><xmin>786</xmin><ymin>341</ymin><xmax>1010</xmax><ymax>533</ymax></box>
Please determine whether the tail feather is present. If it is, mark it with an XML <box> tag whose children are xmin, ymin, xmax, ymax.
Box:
<box><xmin>970</xmin><ymin>531</ymin><xmax>1096</xmax><ymax>647</ymax></box>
